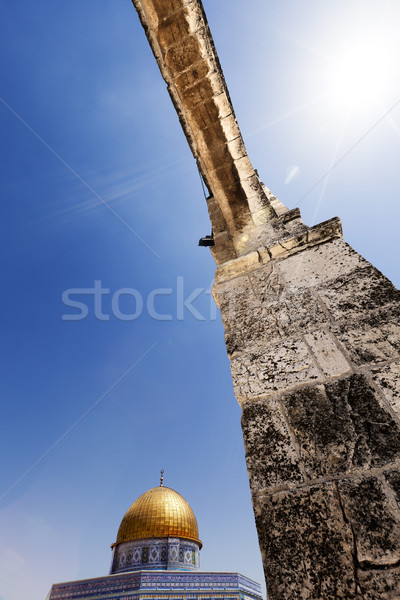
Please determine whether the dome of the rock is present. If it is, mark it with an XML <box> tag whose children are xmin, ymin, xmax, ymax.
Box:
<box><xmin>116</xmin><ymin>485</ymin><xmax>202</xmax><ymax>547</ymax></box>
<box><xmin>110</xmin><ymin>478</ymin><xmax>202</xmax><ymax>574</ymax></box>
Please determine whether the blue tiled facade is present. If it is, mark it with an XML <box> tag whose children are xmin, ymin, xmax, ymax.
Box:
<box><xmin>47</xmin><ymin>570</ymin><xmax>263</xmax><ymax>600</ymax></box>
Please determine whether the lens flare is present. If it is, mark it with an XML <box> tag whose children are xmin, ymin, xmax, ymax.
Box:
<box><xmin>327</xmin><ymin>33</ymin><xmax>396</xmax><ymax>113</ymax></box>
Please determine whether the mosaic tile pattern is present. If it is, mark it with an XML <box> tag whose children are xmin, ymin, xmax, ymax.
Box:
<box><xmin>47</xmin><ymin>570</ymin><xmax>263</xmax><ymax>600</ymax></box>
<box><xmin>111</xmin><ymin>537</ymin><xmax>200</xmax><ymax>574</ymax></box>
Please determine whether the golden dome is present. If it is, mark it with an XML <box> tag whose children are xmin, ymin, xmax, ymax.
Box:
<box><xmin>115</xmin><ymin>485</ymin><xmax>202</xmax><ymax>548</ymax></box>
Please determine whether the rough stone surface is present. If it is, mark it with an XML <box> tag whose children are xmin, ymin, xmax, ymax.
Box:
<box><xmin>242</xmin><ymin>398</ymin><xmax>304</xmax><ymax>493</ymax></box>
<box><xmin>225</xmin><ymin>291</ymin><xmax>328</xmax><ymax>356</ymax></box>
<box><xmin>304</xmin><ymin>330</ymin><xmax>350</xmax><ymax>378</ymax></box>
<box><xmin>338</xmin><ymin>477</ymin><xmax>400</xmax><ymax>567</ymax></box>
<box><xmin>216</xmin><ymin>266</ymin><xmax>329</xmax><ymax>355</ymax></box>
<box><xmin>318</xmin><ymin>266</ymin><xmax>400</xmax><ymax>322</ymax></box>
<box><xmin>371</xmin><ymin>362</ymin><xmax>400</xmax><ymax>417</ymax></box>
<box><xmin>357</xmin><ymin>569</ymin><xmax>400</xmax><ymax>599</ymax></box>
<box><xmin>231</xmin><ymin>337</ymin><xmax>321</xmax><ymax>401</ymax></box>
<box><xmin>254</xmin><ymin>483</ymin><xmax>358</xmax><ymax>599</ymax></box>
<box><xmin>248</xmin><ymin>263</ymin><xmax>286</xmax><ymax>303</ymax></box>
<box><xmin>281</xmin><ymin>374</ymin><xmax>400</xmax><ymax>478</ymax></box>
<box><xmin>276</xmin><ymin>238</ymin><xmax>367</xmax><ymax>291</ymax></box>
<box><xmin>333</xmin><ymin>306</ymin><xmax>400</xmax><ymax>366</ymax></box>
<box><xmin>214</xmin><ymin>229</ymin><xmax>400</xmax><ymax>597</ymax></box>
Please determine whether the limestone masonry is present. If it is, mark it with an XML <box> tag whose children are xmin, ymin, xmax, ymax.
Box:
<box><xmin>131</xmin><ymin>0</ymin><xmax>400</xmax><ymax>597</ymax></box>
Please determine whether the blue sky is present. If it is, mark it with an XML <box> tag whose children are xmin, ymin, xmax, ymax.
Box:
<box><xmin>1</xmin><ymin>1</ymin><xmax>400</xmax><ymax>599</ymax></box>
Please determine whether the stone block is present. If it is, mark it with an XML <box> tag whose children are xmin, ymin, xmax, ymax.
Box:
<box><xmin>269</xmin><ymin>195</ymin><xmax>289</xmax><ymax>217</ymax></box>
<box><xmin>250</xmin><ymin>206</ymin><xmax>274</xmax><ymax>227</ymax></box>
<box><xmin>283</xmin><ymin>383</ymin><xmax>355</xmax><ymax>478</ymax></box>
<box><xmin>371</xmin><ymin>362</ymin><xmax>400</xmax><ymax>417</ymax></box>
<box><xmin>219</xmin><ymin>113</ymin><xmax>241</xmax><ymax>142</ymax></box>
<box><xmin>233</xmin><ymin>218</ymin><xmax>289</xmax><ymax>256</ymax></box>
<box><xmin>318</xmin><ymin>265</ymin><xmax>400</xmax><ymax>322</ymax></box>
<box><xmin>227</xmin><ymin>136</ymin><xmax>247</xmax><ymax>160</ymax></box>
<box><xmin>205</xmin><ymin>70</ymin><xmax>225</xmax><ymax>97</ymax></box>
<box><xmin>183</xmin><ymin>77</ymin><xmax>212</xmax><ymax>107</ymax></box>
<box><xmin>340</xmin><ymin>374</ymin><xmax>400</xmax><ymax>469</ymax></box>
<box><xmin>165</xmin><ymin>36</ymin><xmax>202</xmax><ymax>73</ymax></box>
<box><xmin>240</xmin><ymin>173</ymin><xmax>264</xmax><ymax>198</ymax></box>
<box><xmin>142</xmin><ymin>0</ymin><xmax>184</xmax><ymax>22</ymax></box>
<box><xmin>333</xmin><ymin>306</ymin><xmax>400</xmax><ymax>366</ymax></box>
<box><xmin>174</xmin><ymin>61</ymin><xmax>211</xmax><ymax>92</ymax></box>
<box><xmin>216</xmin><ymin>274</ymin><xmax>256</xmax><ymax>314</ymax></box>
<box><xmin>231</xmin><ymin>337</ymin><xmax>321</xmax><ymax>401</ymax></box>
<box><xmin>183</xmin><ymin>0</ymin><xmax>205</xmax><ymax>33</ymax></box>
<box><xmin>357</xmin><ymin>568</ymin><xmax>400</xmax><ymax>599</ymax></box>
<box><xmin>307</xmin><ymin>216</ymin><xmax>342</xmax><ymax>243</ymax></box>
<box><xmin>233</xmin><ymin>155</ymin><xmax>255</xmax><ymax>181</ymax></box>
<box><xmin>278</xmin><ymin>215</ymin><xmax>308</xmax><ymax>238</ymax></box>
<box><xmin>280</xmin><ymin>207</ymin><xmax>302</xmax><ymax>224</ymax></box>
<box><xmin>199</xmin><ymin>122</ymin><xmax>228</xmax><ymax>155</ymax></box>
<box><xmin>304</xmin><ymin>330</ymin><xmax>351</xmax><ymax>378</ymax></box>
<box><xmin>242</xmin><ymin>398</ymin><xmax>304</xmax><ymax>493</ymax></box>
<box><xmin>157</xmin><ymin>7</ymin><xmax>192</xmax><ymax>48</ymax></box>
<box><xmin>209</xmin><ymin>161</ymin><xmax>239</xmax><ymax>186</ymax></box>
<box><xmin>338</xmin><ymin>477</ymin><xmax>400</xmax><ymax>567</ymax></box>
<box><xmin>189</xmin><ymin>97</ymin><xmax>220</xmax><ymax>128</ymax></box>
<box><xmin>268</xmin><ymin>242</ymin><xmax>287</xmax><ymax>260</ymax></box>
<box><xmin>214</xmin><ymin>253</ymin><xmax>260</xmax><ymax>284</ymax></box>
<box><xmin>277</xmin><ymin>238</ymin><xmax>367</xmax><ymax>292</ymax></box>
<box><xmin>253</xmin><ymin>483</ymin><xmax>357</xmax><ymax>599</ymax></box>
<box><xmin>385</xmin><ymin>469</ymin><xmax>400</xmax><ymax>507</ymax></box>
<box><xmin>282</xmin><ymin>374</ymin><xmax>400</xmax><ymax>478</ymax></box>
<box><xmin>256</xmin><ymin>247</ymin><xmax>271</xmax><ymax>264</ymax></box>
<box><xmin>269</xmin><ymin>233</ymin><xmax>308</xmax><ymax>258</ymax></box>
<box><xmin>218</xmin><ymin>266</ymin><xmax>330</xmax><ymax>354</ymax></box>
<box><xmin>206</xmin><ymin>143</ymin><xmax>233</xmax><ymax>171</ymax></box>
<box><xmin>213</xmin><ymin>92</ymin><xmax>232</xmax><ymax>119</ymax></box>
<box><xmin>248</xmin><ymin>263</ymin><xmax>286</xmax><ymax>303</ymax></box>
<box><xmin>242</xmin><ymin>295</ymin><xmax>327</xmax><ymax>354</ymax></box>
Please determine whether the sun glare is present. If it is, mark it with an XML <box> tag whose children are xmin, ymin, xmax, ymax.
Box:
<box><xmin>327</xmin><ymin>32</ymin><xmax>396</xmax><ymax>114</ymax></box>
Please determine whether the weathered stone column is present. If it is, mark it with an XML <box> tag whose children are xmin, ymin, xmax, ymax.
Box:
<box><xmin>131</xmin><ymin>0</ymin><xmax>400</xmax><ymax>597</ymax></box>
<box><xmin>213</xmin><ymin>199</ymin><xmax>400</xmax><ymax>598</ymax></box>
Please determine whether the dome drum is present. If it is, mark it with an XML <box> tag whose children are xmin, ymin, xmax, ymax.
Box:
<box><xmin>111</xmin><ymin>537</ymin><xmax>200</xmax><ymax>574</ymax></box>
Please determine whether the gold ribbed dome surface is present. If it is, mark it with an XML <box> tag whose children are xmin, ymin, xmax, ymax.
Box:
<box><xmin>116</xmin><ymin>486</ymin><xmax>201</xmax><ymax>547</ymax></box>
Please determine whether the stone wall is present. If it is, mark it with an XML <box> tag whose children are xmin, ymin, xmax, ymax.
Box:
<box><xmin>213</xmin><ymin>211</ymin><xmax>400</xmax><ymax>599</ymax></box>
